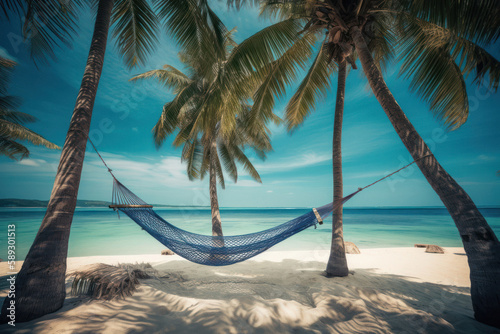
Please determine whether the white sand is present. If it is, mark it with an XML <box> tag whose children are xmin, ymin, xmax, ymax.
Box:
<box><xmin>1</xmin><ymin>247</ymin><xmax>499</xmax><ymax>333</ymax></box>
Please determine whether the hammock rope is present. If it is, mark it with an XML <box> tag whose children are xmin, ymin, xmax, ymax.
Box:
<box><xmin>87</xmin><ymin>139</ymin><xmax>430</xmax><ymax>266</ymax></box>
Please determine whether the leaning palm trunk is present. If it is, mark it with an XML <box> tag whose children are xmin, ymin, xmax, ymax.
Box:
<box><xmin>0</xmin><ymin>0</ymin><xmax>115</xmax><ymax>323</ymax></box>
<box><xmin>210</xmin><ymin>140</ymin><xmax>223</xmax><ymax>237</ymax></box>
<box><xmin>351</xmin><ymin>25</ymin><xmax>500</xmax><ymax>328</ymax></box>
<box><xmin>326</xmin><ymin>60</ymin><xmax>349</xmax><ymax>277</ymax></box>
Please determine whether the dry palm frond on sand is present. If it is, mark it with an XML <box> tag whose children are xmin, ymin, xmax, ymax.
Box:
<box><xmin>68</xmin><ymin>263</ymin><xmax>158</xmax><ymax>300</ymax></box>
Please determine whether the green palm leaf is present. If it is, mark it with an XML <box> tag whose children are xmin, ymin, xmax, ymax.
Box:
<box><xmin>0</xmin><ymin>109</ymin><xmax>36</xmax><ymax>124</ymax></box>
<box><xmin>5</xmin><ymin>0</ymin><xmax>83</xmax><ymax>65</ymax></box>
<box><xmin>112</xmin><ymin>0</ymin><xmax>159</xmax><ymax>68</ymax></box>
<box><xmin>0</xmin><ymin>136</ymin><xmax>29</xmax><ymax>160</ymax></box>
<box><xmin>155</xmin><ymin>0</ymin><xmax>227</xmax><ymax>68</ymax></box>
<box><xmin>181</xmin><ymin>138</ymin><xmax>204</xmax><ymax>180</ymax></box>
<box><xmin>397</xmin><ymin>14</ymin><xmax>500</xmax><ymax>92</ymax></box>
<box><xmin>232</xmin><ymin>145</ymin><xmax>262</xmax><ymax>183</ymax></box>
<box><xmin>218</xmin><ymin>140</ymin><xmax>238</xmax><ymax>183</ymax></box>
<box><xmin>250</xmin><ymin>31</ymin><xmax>316</xmax><ymax>133</ymax></box>
<box><xmin>400</xmin><ymin>0</ymin><xmax>500</xmax><ymax>45</ymax></box>
<box><xmin>285</xmin><ymin>42</ymin><xmax>333</xmax><ymax>131</ymax></box>
<box><xmin>0</xmin><ymin>119</ymin><xmax>60</xmax><ymax>149</ymax></box>
<box><xmin>396</xmin><ymin>16</ymin><xmax>498</xmax><ymax>128</ymax></box>
<box><xmin>130</xmin><ymin>65</ymin><xmax>192</xmax><ymax>92</ymax></box>
<box><xmin>151</xmin><ymin>81</ymin><xmax>200</xmax><ymax>147</ymax></box>
<box><xmin>0</xmin><ymin>57</ymin><xmax>59</xmax><ymax>159</ymax></box>
<box><xmin>0</xmin><ymin>57</ymin><xmax>16</xmax><ymax>95</ymax></box>
<box><xmin>225</xmin><ymin>18</ymin><xmax>304</xmax><ymax>78</ymax></box>
<box><xmin>213</xmin><ymin>149</ymin><xmax>225</xmax><ymax>189</ymax></box>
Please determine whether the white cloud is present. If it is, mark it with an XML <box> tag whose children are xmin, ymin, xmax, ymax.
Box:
<box><xmin>468</xmin><ymin>154</ymin><xmax>498</xmax><ymax>165</ymax></box>
<box><xmin>86</xmin><ymin>153</ymin><xmax>192</xmax><ymax>189</ymax></box>
<box><xmin>254</xmin><ymin>153</ymin><xmax>331</xmax><ymax>173</ymax></box>
<box><xmin>17</xmin><ymin>159</ymin><xmax>47</xmax><ymax>167</ymax></box>
<box><xmin>228</xmin><ymin>179</ymin><xmax>262</xmax><ymax>187</ymax></box>
<box><xmin>478</xmin><ymin>154</ymin><xmax>496</xmax><ymax>161</ymax></box>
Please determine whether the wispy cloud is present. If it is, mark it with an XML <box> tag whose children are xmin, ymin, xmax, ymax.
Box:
<box><xmin>468</xmin><ymin>154</ymin><xmax>498</xmax><ymax>165</ymax></box>
<box><xmin>17</xmin><ymin>158</ymin><xmax>46</xmax><ymax>167</ymax></box>
<box><xmin>86</xmin><ymin>153</ymin><xmax>193</xmax><ymax>189</ymax></box>
<box><xmin>253</xmin><ymin>152</ymin><xmax>330</xmax><ymax>173</ymax></box>
<box><xmin>227</xmin><ymin>179</ymin><xmax>263</xmax><ymax>187</ymax></box>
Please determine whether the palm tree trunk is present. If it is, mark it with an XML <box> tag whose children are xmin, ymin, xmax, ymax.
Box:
<box><xmin>326</xmin><ymin>60</ymin><xmax>349</xmax><ymax>277</ymax></box>
<box><xmin>0</xmin><ymin>0</ymin><xmax>115</xmax><ymax>323</ymax></box>
<box><xmin>351</xmin><ymin>25</ymin><xmax>500</xmax><ymax>328</ymax></box>
<box><xmin>210</xmin><ymin>139</ymin><xmax>223</xmax><ymax>237</ymax></box>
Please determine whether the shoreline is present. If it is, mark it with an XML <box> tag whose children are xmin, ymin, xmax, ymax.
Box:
<box><xmin>0</xmin><ymin>247</ymin><xmax>472</xmax><ymax>287</ymax></box>
<box><xmin>2</xmin><ymin>247</ymin><xmax>499</xmax><ymax>333</ymax></box>
<box><xmin>0</xmin><ymin>247</ymin><xmax>470</xmax><ymax>283</ymax></box>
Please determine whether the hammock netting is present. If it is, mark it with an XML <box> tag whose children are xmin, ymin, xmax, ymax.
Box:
<box><xmin>110</xmin><ymin>177</ymin><xmax>358</xmax><ymax>266</ymax></box>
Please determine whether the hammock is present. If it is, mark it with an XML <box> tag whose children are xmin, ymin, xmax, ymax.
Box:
<box><xmin>89</xmin><ymin>140</ymin><xmax>426</xmax><ymax>266</ymax></box>
<box><xmin>109</xmin><ymin>177</ymin><xmax>359</xmax><ymax>266</ymax></box>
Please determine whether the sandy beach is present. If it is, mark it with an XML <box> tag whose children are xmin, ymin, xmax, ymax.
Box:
<box><xmin>1</xmin><ymin>247</ymin><xmax>499</xmax><ymax>334</ymax></box>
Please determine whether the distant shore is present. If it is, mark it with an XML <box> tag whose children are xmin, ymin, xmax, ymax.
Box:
<box><xmin>0</xmin><ymin>198</ymin><xmax>210</xmax><ymax>208</ymax></box>
<box><xmin>1</xmin><ymin>247</ymin><xmax>499</xmax><ymax>333</ymax></box>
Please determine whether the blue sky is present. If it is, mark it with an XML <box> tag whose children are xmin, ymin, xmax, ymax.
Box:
<box><xmin>0</xmin><ymin>3</ymin><xmax>499</xmax><ymax>208</ymax></box>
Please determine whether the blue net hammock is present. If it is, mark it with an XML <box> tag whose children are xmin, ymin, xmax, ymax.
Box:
<box><xmin>89</xmin><ymin>140</ymin><xmax>423</xmax><ymax>266</ymax></box>
<box><xmin>109</xmin><ymin>177</ymin><xmax>359</xmax><ymax>266</ymax></box>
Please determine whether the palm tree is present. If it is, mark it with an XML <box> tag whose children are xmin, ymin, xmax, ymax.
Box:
<box><xmin>131</xmin><ymin>32</ymin><xmax>273</xmax><ymax>236</ymax></box>
<box><xmin>328</xmin><ymin>60</ymin><xmax>349</xmax><ymax>276</ymax></box>
<box><xmin>241</xmin><ymin>0</ymin><xmax>500</xmax><ymax>327</ymax></box>
<box><xmin>0</xmin><ymin>0</ymin><xmax>225</xmax><ymax>323</ymax></box>
<box><xmin>0</xmin><ymin>57</ymin><xmax>60</xmax><ymax>158</ymax></box>
<box><xmin>245</xmin><ymin>1</ymin><xmax>394</xmax><ymax>277</ymax></box>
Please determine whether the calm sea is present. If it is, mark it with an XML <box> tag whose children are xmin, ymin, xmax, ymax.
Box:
<box><xmin>1</xmin><ymin>207</ymin><xmax>499</xmax><ymax>261</ymax></box>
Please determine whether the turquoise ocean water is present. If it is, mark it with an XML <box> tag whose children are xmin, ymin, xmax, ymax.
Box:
<box><xmin>1</xmin><ymin>207</ymin><xmax>499</xmax><ymax>261</ymax></box>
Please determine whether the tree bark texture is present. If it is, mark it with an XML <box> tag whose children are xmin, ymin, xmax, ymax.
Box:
<box><xmin>326</xmin><ymin>60</ymin><xmax>349</xmax><ymax>277</ymax></box>
<box><xmin>351</xmin><ymin>25</ymin><xmax>500</xmax><ymax>328</ymax></box>
<box><xmin>0</xmin><ymin>0</ymin><xmax>115</xmax><ymax>323</ymax></box>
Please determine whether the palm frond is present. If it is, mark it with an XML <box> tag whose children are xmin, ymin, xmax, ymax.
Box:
<box><xmin>0</xmin><ymin>57</ymin><xmax>17</xmax><ymax>96</ymax></box>
<box><xmin>396</xmin><ymin>13</ymin><xmax>500</xmax><ymax>92</ymax></box>
<box><xmin>236</xmin><ymin>105</ymin><xmax>274</xmax><ymax>156</ymax></box>
<box><xmin>152</xmin><ymin>82</ymin><xmax>200</xmax><ymax>147</ymax></box>
<box><xmin>260</xmin><ymin>0</ymin><xmax>308</xmax><ymax>21</ymax></box>
<box><xmin>213</xmin><ymin>148</ymin><xmax>225</xmax><ymax>189</ymax></box>
<box><xmin>225</xmin><ymin>18</ymin><xmax>304</xmax><ymax>78</ymax></box>
<box><xmin>155</xmin><ymin>0</ymin><xmax>227</xmax><ymax>68</ymax></box>
<box><xmin>198</xmin><ymin>0</ymin><xmax>227</xmax><ymax>59</ymax></box>
<box><xmin>364</xmin><ymin>11</ymin><xmax>397</xmax><ymax>72</ymax></box>
<box><xmin>227</xmin><ymin>0</ymin><xmax>260</xmax><ymax>10</ymax></box>
<box><xmin>250</xmin><ymin>31</ymin><xmax>316</xmax><ymax>134</ymax></box>
<box><xmin>181</xmin><ymin>138</ymin><xmax>203</xmax><ymax>180</ymax></box>
<box><xmin>21</xmin><ymin>0</ymin><xmax>82</xmax><ymax>65</ymax></box>
<box><xmin>112</xmin><ymin>0</ymin><xmax>159</xmax><ymax>68</ymax></box>
<box><xmin>0</xmin><ymin>96</ymin><xmax>22</xmax><ymax>114</ymax></box>
<box><xmin>198</xmin><ymin>142</ymin><xmax>212</xmax><ymax>180</ymax></box>
<box><xmin>285</xmin><ymin>43</ymin><xmax>333</xmax><ymax>131</ymax></box>
<box><xmin>400</xmin><ymin>0</ymin><xmax>500</xmax><ymax>45</ymax></box>
<box><xmin>218</xmin><ymin>140</ymin><xmax>238</xmax><ymax>183</ymax></box>
<box><xmin>397</xmin><ymin>17</ymin><xmax>478</xmax><ymax>129</ymax></box>
<box><xmin>130</xmin><ymin>65</ymin><xmax>192</xmax><ymax>92</ymax></box>
<box><xmin>1</xmin><ymin>0</ymin><xmax>23</xmax><ymax>18</ymax></box>
<box><xmin>0</xmin><ymin>135</ymin><xmax>29</xmax><ymax>160</ymax></box>
<box><xmin>232</xmin><ymin>145</ymin><xmax>262</xmax><ymax>183</ymax></box>
<box><xmin>69</xmin><ymin>263</ymin><xmax>156</xmax><ymax>300</ymax></box>
<box><xmin>0</xmin><ymin>119</ymin><xmax>60</xmax><ymax>149</ymax></box>
<box><xmin>146</xmin><ymin>2</ymin><xmax>274</xmax><ymax>192</ymax></box>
